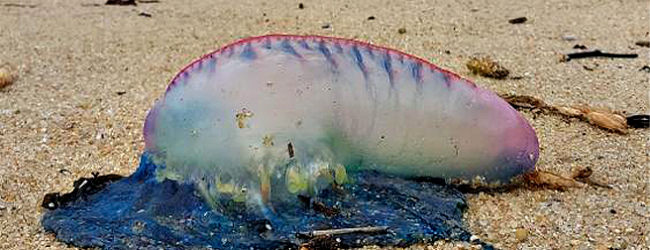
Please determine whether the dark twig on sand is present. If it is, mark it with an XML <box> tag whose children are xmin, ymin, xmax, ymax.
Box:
<box><xmin>639</xmin><ymin>65</ymin><xmax>650</xmax><ymax>73</ymax></box>
<box><xmin>635</xmin><ymin>41</ymin><xmax>650</xmax><ymax>48</ymax></box>
<box><xmin>508</xmin><ymin>17</ymin><xmax>527</xmax><ymax>24</ymax></box>
<box><xmin>106</xmin><ymin>0</ymin><xmax>136</xmax><ymax>6</ymax></box>
<box><xmin>297</xmin><ymin>226</ymin><xmax>389</xmax><ymax>238</ymax></box>
<box><xmin>2</xmin><ymin>3</ymin><xmax>37</xmax><ymax>8</ymax></box>
<box><xmin>562</xmin><ymin>50</ymin><xmax>638</xmax><ymax>61</ymax></box>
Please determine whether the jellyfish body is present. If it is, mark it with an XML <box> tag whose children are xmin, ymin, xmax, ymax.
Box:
<box><xmin>143</xmin><ymin>35</ymin><xmax>539</xmax><ymax>206</ymax></box>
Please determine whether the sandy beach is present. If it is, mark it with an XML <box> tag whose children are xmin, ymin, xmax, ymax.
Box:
<box><xmin>0</xmin><ymin>0</ymin><xmax>648</xmax><ymax>249</ymax></box>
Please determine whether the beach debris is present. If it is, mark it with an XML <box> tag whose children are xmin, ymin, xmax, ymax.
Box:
<box><xmin>582</xmin><ymin>65</ymin><xmax>595</xmax><ymax>71</ymax></box>
<box><xmin>571</xmin><ymin>166</ymin><xmax>611</xmax><ymax>189</ymax></box>
<box><xmin>640</xmin><ymin>65</ymin><xmax>650</xmax><ymax>73</ymax></box>
<box><xmin>561</xmin><ymin>50</ymin><xmax>638</xmax><ymax>62</ymax></box>
<box><xmin>0</xmin><ymin>64</ymin><xmax>15</xmax><ymax>90</ymax></box>
<box><xmin>523</xmin><ymin>171</ymin><xmax>585</xmax><ymax>190</ymax></box>
<box><xmin>577</xmin><ymin>106</ymin><xmax>628</xmax><ymax>134</ymax></box>
<box><xmin>561</xmin><ymin>35</ymin><xmax>578</xmax><ymax>41</ymax></box>
<box><xmin>298</xmin><ymin>3</ymin><xmax>304</xmax><ymax>9</ymax></box>
<box><xmin>571</xmin><ymin>166</ymin><xmax>593</xmax><ymax>180</ymax></box>
<box><xmin>567</xmin><ymin>107</ymin><xmax>628</xmax><ymax>134</ymax></box>
<box><xmin>138</xmin><ymin>11</ymin><xmax>152</xmax><ymax>17</ymax></box>
<box><xmin>466</xmin><ymin>56</ymin><xmax>510</xmax><ymax>79</ymax></box>
<box><xmin>116</xmin><ymin>91</ymin><xmax>127</xmax><ymax>95</ymax></box>
<box><xmin>397</xmin><ymin>27</ymin><xmax>407</xmax><ymax>34</ymax></box>
<box><xmin>455</xmin><ymin>166</ymin><xmax>611</xmax><ymax>194</ymax></box>
<box><xmin>573</xmin><ymin>44</ymin><xmax>588</xmax><ymax>50</ymax></box>
<box><xmin>499</xmin><ymin>94</ymin><xmax>546</xmax><ymax>110</ymax></box>
<box><xmin>105</xmin><ymin>0</ymin><xmax>136</xmax><ymax>6</ymax></box>
<box><xmin>367</xmin><ymin>16</ymin><xmax>375</xmax><ymax>20</ymax></box>
<box><xmin>508</xmin><ymin>17</ymin><xmax>527</xmax><ymax>24</ymax></box>
<box><xmin>321</xmin><ymin>23</ymin><xmax>331</xmax><ymax>29</ymax></box>
<box><xmin>627</xmin><ymin>115</ymin><xmax>649</xmax><ymax>128</ymax></box>
<box><xmin>635</xmin><ymin>40</ymin><xmax>650</xmax><ymax>48</ymax></box>
<box><xmin>2</xmin><ymin>3</ymin><xmax>37</xmax><ymax>8</ymax></box>
<box><xmin>500</xmin><ymin>93</ymin><xmax>638</xmax><ymax>134</ymax></box>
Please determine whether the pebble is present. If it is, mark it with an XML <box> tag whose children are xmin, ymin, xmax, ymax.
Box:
<box><xmin>515</xmin><ymin>228</ymin><xmax>528</xmax><ymax>241</ymax></box>
<box><xmin>562</xmin><ymin>35</ymin><xmax>578</xmax><ymax>41</ymax></box>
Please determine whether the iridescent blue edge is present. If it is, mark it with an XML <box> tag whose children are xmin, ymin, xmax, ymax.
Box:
<box><xmin>41</xmin><ymin>152</ymin><xmax>494</xmax><ymax>250</ymax></box>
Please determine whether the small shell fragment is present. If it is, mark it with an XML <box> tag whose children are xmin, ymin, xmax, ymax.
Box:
<box><xmin>0</xmin><ymin>65</ymin><xmax>15</xmax><ymax>89</ymax></box>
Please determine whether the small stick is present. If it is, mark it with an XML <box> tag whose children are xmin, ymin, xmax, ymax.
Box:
<box><xmin>508</xmin><ymin>17</ymin><xmax>527</xmax><ymax>24</ymax></box>
<box><xmin>298</xmin><ymin>226</ymin><xmax>389</xmax><ymax>238</ymax></box>
<box><xmin>563</xmin><ymin>50</ymin><xmax>638</xmax><ymax>61</ymax></box>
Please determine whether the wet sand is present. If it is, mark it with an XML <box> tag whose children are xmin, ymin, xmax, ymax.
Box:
<box><xmin>0</xmin><ymin>0</ymin><xmax>648</xmax><ymax>249</ymax></box>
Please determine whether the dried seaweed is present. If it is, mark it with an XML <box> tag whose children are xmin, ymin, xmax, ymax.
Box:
<box><xmin>466</xmin><ymin>56</ymin><xmax>510</xmax><ymax>79</ymax></box>
<box><xmin>499</xmin><ymin>93</ymin><xmax>639</xmax><ymax>134</ymax></box>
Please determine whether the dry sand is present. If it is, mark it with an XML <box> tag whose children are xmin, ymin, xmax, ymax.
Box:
<box><xmin>0</xmin><ymin>0</ymin><xmax>648</xmax><ymax>249</ymax></box>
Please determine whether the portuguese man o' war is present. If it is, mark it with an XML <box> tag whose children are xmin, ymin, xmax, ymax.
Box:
<box><xmin>144</xmin><ymin>35</ymin><xmax>539</xmax><ymax>206</ymax></box>
<box><xmin>42</xmin><ymin>35</ymin><xmax>538</xmax><ymax>249</ymax></box>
